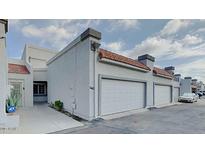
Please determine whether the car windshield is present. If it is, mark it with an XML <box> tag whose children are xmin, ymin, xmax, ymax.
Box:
<box><xmin>183</xmin><ymin>93</ymin><xmax>193</xmax><ymax>97</ymax></box>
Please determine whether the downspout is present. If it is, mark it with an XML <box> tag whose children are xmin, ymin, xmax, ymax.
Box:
<box><xmin>72</xmin><ymin>49</ymin><xmax>77</xmax><ymax>116</ymax></box>
<box><xmin>91</xmin><ymin>40</ymin><xmax>101</xmax><ymax>119</ymax></box>
<box><xmin>93</xmin><ymin>45</ymin><xmax>96</xmax><ymax>118</ymax></box>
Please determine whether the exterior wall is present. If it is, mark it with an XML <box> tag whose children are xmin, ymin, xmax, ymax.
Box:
<box><xmin>22</xmin><ymin>44</ymin><xmax>57</xmax><ymax>82</ymax></box>
<box><xmin>47</xmin><ymin>29</ymin><xmax>180</xmax><ymax>121</ymax></box>
<box><xmin>8</xmin><ymin>59</ymin><xmax>33</xmax><ymax>107</ymax></box>
<box><xmin>22</xmin><ymin>44</ymin><xmax>57</xmax><ymax>69</ymax></box>
<box><xmin>48</xmin><ymin>37</ymin><xmax>91</xmax><ymax>120</ymax></box>
<box><xmin>180</xmin><ymin>79</ymin><xmax>192</xmax><ymax>95</ymax></box>
<box><xmin>33</xmin><ymin>69</ymin><xmax>48</xmax><ymax>81</ymax></box>
<box><xmin>0</xmin><ymin>22</ymin><xmax>8</xmax><ymax>118</ymax></box>
<box><xmin>94</xmin><ymin>56</ymin><xmax>152</xmax><ymax>119</ymax></box>
<box><xmin>93</xmin><ymin>51</ymin><xmax>178</xmax><ymax>119</ymax></box>
<box><xmin>21</xmin><ymin>44</ymin><xmax>57</xmax><ymax>104</ymax></box>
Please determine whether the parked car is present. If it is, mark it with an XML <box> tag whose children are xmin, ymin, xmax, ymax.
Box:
<box><xmin>197</xmin><ymin>92</ymin><xmax>203</xmax><ymax>98</ymax></box>
<box><xmin>178</xmin><ymin>93</ymin><xmax>198</xmax><ymax>103</ymax></box>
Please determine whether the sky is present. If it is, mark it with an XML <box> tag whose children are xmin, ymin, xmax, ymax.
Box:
<box><xmin>7</xmin><ymin>19</ymin><xmax>205</xmax><ymax>82</ymax></box>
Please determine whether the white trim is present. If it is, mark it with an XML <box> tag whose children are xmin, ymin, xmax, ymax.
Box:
<box><xmin>47</xmin><ymin>36</ymin><xmax>81</xmax><ymax>65</ymax></box>
<box><xmin>153</xmin><ymin>73</ymin><xmax>173</xmax><ymax>80</ymax></box>
<box><xmin>99</xmin><ymin>58</ymin><xmax>150</xmax><ymax>72</ymax></box>
<box><xmin>33</xmin><ymin>68</ymin><xmax>48</xmax><ymax>72</ymax></box>
<box><xmin>27</xmin><ymin>44</ymin><xmax>58</xmax><ymax>53</ymax></box>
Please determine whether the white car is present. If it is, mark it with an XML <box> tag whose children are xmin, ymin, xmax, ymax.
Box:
<box><xmin>178</xmin><ymin>93</ymin><xmax>198</xmax><ymax>103</ymax></box>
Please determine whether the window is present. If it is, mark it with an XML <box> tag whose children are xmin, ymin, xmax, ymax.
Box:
<box><xmin>33</xmin><ymin>82</ymin><xmax>47</xmax><ymax>96</ymax></box>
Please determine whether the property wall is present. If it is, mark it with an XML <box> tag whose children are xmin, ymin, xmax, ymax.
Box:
<box><xmin>0</xmin><ymin>22</ymin><xmax>7</xmax><ymax>117</ymax></box>
<box><xmin>48</xmin><ymin>37</ymin><xmax>91</xmax><ymax>120</ymax></box>
<box><xmin>8</xmin><ymin>59</ymin><xmax>33</xmax><ymax>107</ymax></box>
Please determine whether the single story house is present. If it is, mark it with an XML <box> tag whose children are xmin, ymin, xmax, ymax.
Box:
<box><xmin>47</xmin><ymin>28</ymin><xmax>180</xmax><ymax>121</ymax></box>
<box><xmin>2</xmin><ymin>20</ymin><xmax>199</xmax><ymax>125</ymax></box>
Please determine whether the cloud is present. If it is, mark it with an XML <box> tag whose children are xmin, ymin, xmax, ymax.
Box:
<box><xmin>128</xmin><ymin>19</ymin><xmax>205</xmax><ymax>82</ymax></box>
<box><xmin>176</xmin><ymin>58</ymin><xmax>205</xmax><ymax>82</ymax></box>
<box><xmin>160</xmin><ymin>20</ymin><xmax>191</xmax><ymax>36</ymax></box>
<box><xmin>108</xmin><ymin>19</ymin><xmax>140</xmax><ymax>31</ymax></box>
<box><xmin>129</xmin><ymin>35</ymin><xmax>205</xmax><ymax>60</ymax></box>
<box><xmin>102</xmin><ymin>41</ymin><xmax>124</xmax><ymax>52</ymax></box>
<box><xmin>18</xmin><ymin>19</ymin><xmax>100</xmax><ymax>50</ymax></box>
<box><xmin>22</xmin><ymin>24</ymin><xmax>77</xmax><ymax>49</ymax></box>
<box><xmin>181</xmin><ymin>34</ymin><xmax>203</xmax><ymax>46</ymax></box>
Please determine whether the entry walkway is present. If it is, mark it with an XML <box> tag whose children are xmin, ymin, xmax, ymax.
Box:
<box><xmin>0</xmin><ymin>103</ymin><xmax>83</xmax><ymax>134</ymax></box>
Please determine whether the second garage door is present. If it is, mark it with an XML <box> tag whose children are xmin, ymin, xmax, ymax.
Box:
<box><xmin>100</xmin><ymin>78</ymin><xmax>145</xmax><ymax>116</ymax></box>
<box><xmin>154</xmin><ymin>84</ymin><xmax>172</xmax><ymax>106</ymax></box>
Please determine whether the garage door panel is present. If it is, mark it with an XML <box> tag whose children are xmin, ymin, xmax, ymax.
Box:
<box><xmin>100</xmin><ymin>79</ymin><xmax>145</xmax><ymax>116</ymax></box>
<box><xmin>154</xmin><ymin>85</ymin><xmax>171</xmax><ymax>106</ymax></box>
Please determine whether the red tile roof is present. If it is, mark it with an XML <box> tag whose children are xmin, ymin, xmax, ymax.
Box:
<box><xmin>98</xmin><ymin>48</ymin><xmax>151</xmax><ymax>71</ymax></box>
<box><xmin>153</xmin><ymin>67</ymin><xmax>173</xmax><ymax>79</ymax></box>
<box><xmin>8</xmin><ymin>63</ymin><xmax>30</xmax><ymax>74</ymax></box>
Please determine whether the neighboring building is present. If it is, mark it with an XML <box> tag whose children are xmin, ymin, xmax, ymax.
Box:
<box><xmin>47</xmin><ymin>28</ymin><xmax>180</xmax><ymax>121</ymax></box>
<box><xmin>197</xmin><ymin>81</ymin><xmax>205</xmax><ymax>92</ymax></box>
<box><xmin>0</xmin><ymin>19</ymin><xmax>8</xmax><ymax>119</ymax></box>
<box><xmin>21</xmin><ymin>44</ymin><xmax>57</xmax><ymax>104</ymax></box>
<box><xmin>176</xmin><ymin>76</ymin><xmax>198</xmax><ymax>95</ymax></box>
<box><xmin>7</xmin><ymin>44</ymin><xmax>57</xmax><ymax>107</ymax></box>
<box><xmin>0</xmin><ymin>19</ymin><xmax>19</xmax><ymax>128</ymax></box>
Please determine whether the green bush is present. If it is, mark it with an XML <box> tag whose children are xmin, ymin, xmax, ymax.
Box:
<box><xmin>54</xmin><ymin>100</ymin><xmax>63</xmax><ymax>111</ymax></box>
<box><xmin>7</xmin><ymin>92</ymin><xmax>21</xmax><ymax>107</ymax></box>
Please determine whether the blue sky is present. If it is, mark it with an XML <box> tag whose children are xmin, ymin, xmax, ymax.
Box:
<box><xmin>7</xmin><ymin>19</ymin><xmax>205</xmax><ymax>82</ymax></box>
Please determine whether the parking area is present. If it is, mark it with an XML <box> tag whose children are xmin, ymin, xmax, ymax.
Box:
<box><xmin>55</xmin><ymin>98</ymin><xmax>205</xmax><ymax>134</ymax></box>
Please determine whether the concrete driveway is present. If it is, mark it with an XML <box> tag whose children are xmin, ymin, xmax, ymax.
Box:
<box><xmin>56</xmin><ymin>98</ymin><xmax>205</xmax><ymax>134</ymax></box>
<box><xmin>0</xmin><ymin>103</ymin><xmax>83</xmax><ymax>134</ymax></box>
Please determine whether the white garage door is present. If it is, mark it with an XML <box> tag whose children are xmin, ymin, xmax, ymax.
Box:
<box><xmin>174</xmin><ymin>87</ymin><xmax>180</xmax><ymax>102</ymax></box>
<box><xmin>154</xmin><ymin>84</ymin><xmax>171</xmax><ymax>106</ymax></box>
<box><xmin>100</xmin><ymin>79</ymin><xmax>145</xmax><ymax>116</ymax></box>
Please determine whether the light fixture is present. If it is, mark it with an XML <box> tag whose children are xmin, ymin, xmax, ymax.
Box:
<box><xmin>0</xmin><ymin>36</ymin><xmax>6</xmax><ymax>39</ymax></box>
<box><xmin>91</xmin><ymin>41</ymin><xmax>101</xmax><ymax>51</ymax></box>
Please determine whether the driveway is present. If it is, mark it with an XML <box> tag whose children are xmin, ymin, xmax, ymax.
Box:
<box><xmin>0</xmin><ymin>103</ymin><xmax>83</xmax><ymax>134</ymax></box>
<box><xmin>55</xmin><ymin>98</ymin><xmax>205</xmax><ymax>134</ymax></box>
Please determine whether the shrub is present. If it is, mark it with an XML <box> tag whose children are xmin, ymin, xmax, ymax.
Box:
<box><xmin>54</xmin><ymin>100</ymin><xmax>63</xmax><ymax>111</ymax></box>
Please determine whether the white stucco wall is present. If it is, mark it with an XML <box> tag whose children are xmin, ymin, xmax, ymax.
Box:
<box><xmin>47</xmin><ymin>29</ymin><xmax>179</xmax><ymax>121</ymax></box>
<box><xmin>8</xmin><ymin>59</ymin><xmax>33</xmax><ymax>107</ymax></box>
<box><xmin>180</xmin><ymin>79</ymin><xmax>192</xmax><ymax>95</ymax></box>
<box><xmin>33</xmin><ymin>69</ymin><xmax>48</xmax><ymax>81</ymax></box>
<box><xmin>0</xmin><ymin>22</ymin><xmax>7</xmax><ymax>118</ymax></box>
<box><xmin>93</xmin><ymin>52</ymin><xmax>177</xmax><ymax>118</ymax></box>
<box><xmin>48</xmin><ymin>37</ymin><xmax>92</xmax><ymax>120</ymax></box>
<box><xmin>22</xmin><ymin>44</ymin><xmax>57</xmax><ymax>82</ymax></box>
<box><xmin>22</xmin><ymin>44</ymin><xmax>57</xmax><ymax>69</ymax></box>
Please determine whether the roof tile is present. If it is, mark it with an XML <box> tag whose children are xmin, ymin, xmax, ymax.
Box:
<box><xmin>8</xmin><ymin>63</ymin><xmax>30</xmax><ymax>74</ymax></box>
<box><xmin>98</xmin><ymin>48</ymin><xmax>150</xmax><ymax>71</ymax></box>
<box><xmin>153</xmin><ymin>67</ymin><xmax>173</xmax><ymax>79</ymax></box>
